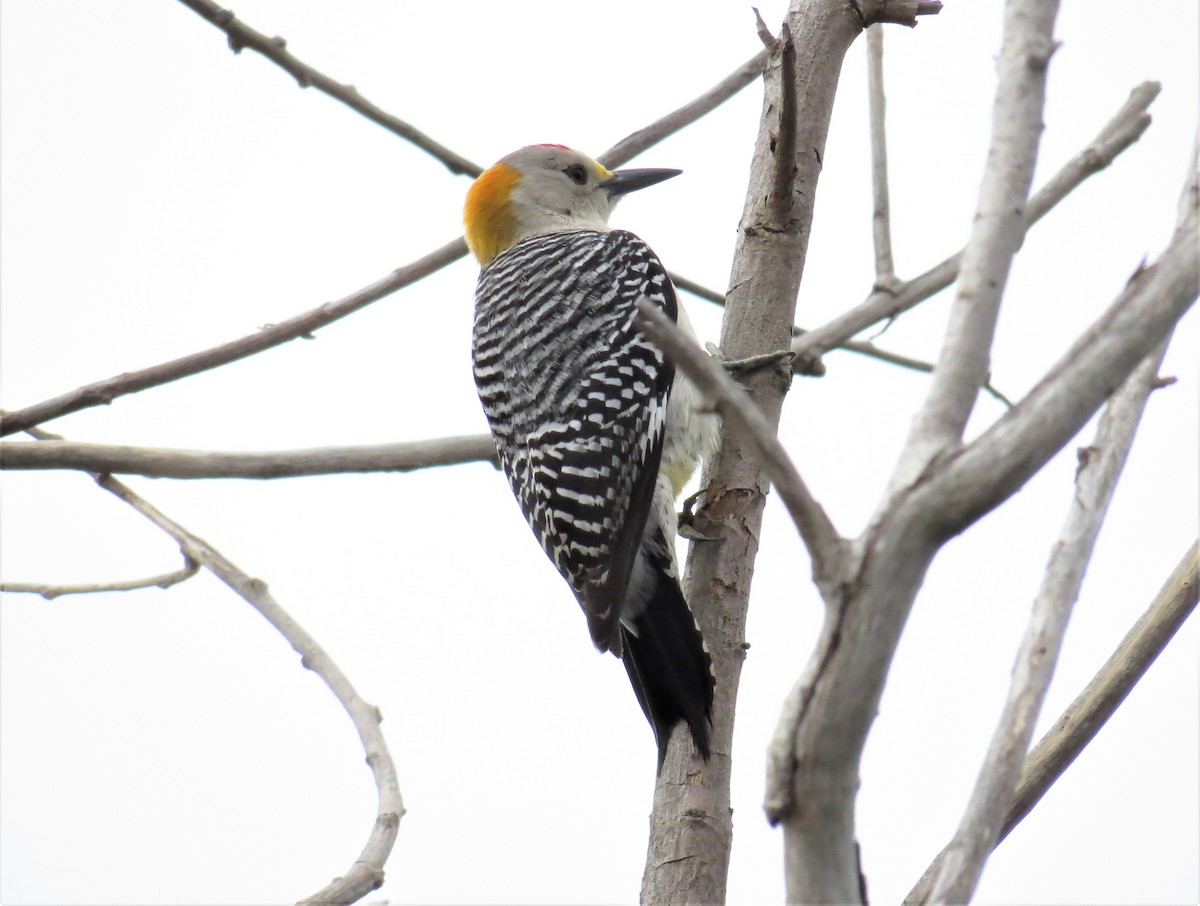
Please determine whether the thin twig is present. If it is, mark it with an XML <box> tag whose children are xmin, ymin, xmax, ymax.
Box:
<box><xmin>671</xmin><ymin>273</ymin><xmax>1014</xmax><ymax>404</ymax></box>
<box><xmin>791</xmin><ymin>81</ymin><xmax>1159</xmax><ymax>367</ymax></box>
<box><xmin>92</xmin><ymin>473</ymin><xmax>404</xmax><ymax>904</ymax></box>
<box><xmin>0</xmin><ymin>239</ymin><xmax>467</xmax><ymax>437</ymax></box>
<box><xmin>906</xmin><ymin>538</ymin><xmax>1200</xmax><ymax>904</ymax></box>
<box><xmin>634</xmin><ymin>301</ymin><xmax>845</xmax><ymax>585</ymax></box>
<box><xmin>1</xmin><ymin>435</ymin><xmax>497</xmax><ymax>479</ymax></box>
<box><xmin>925</xmin><ymin>336</ymin><xmax>1170</xmax><ymax>904</ymax></box>
<box><xmin>175</xmin><ymin>0</ymin><xmax>482</xmax><ymax>177</ymax></box>
<box><xmin>0</xmin><ymin>552</ymin><xmax>200</xmax><ymax>600</ymax></box>
<box><xmin>866</xmin><ymin>25</ymin><xmax>897</xmax><ymax>287</ymax></box>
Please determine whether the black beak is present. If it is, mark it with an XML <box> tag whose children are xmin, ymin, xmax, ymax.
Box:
<box><xmin>602</xmin><ymin>167</ymin><xmax>682</xmax><ymax>198</ymax></box>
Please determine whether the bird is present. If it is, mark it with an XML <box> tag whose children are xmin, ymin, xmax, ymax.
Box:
<box><xmin>465</xmin><ymin>144</ymin><xmax>717</xmax><ymax>767</ymax></box>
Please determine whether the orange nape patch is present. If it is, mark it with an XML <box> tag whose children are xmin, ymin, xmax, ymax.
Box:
<box><xmin>464</xmin><ymin>162</ymin><xmax>522</xmax><ymax>265</ymax></box>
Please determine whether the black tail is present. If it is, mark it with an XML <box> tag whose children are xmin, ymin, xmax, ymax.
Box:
<box><xmin>620</xmin><ymin>568</ymin><xmax>714</xmax><ymax>770</ymax></box>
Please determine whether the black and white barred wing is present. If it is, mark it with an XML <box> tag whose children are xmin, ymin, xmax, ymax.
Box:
<box><xmin>472</xmin><ymin>230</ymin><xmax>678</xmax><ymax>652</ymax></box>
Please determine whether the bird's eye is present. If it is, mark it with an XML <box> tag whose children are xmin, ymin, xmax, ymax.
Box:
<box><xmin>564</xmin><ymin>164</ymin><xmax>588</xmax><ymax>186</ymax></box>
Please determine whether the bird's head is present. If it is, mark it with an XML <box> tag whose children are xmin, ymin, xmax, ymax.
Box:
<box><xmin>464</xmin><ymin>144</ymin><xmax>680</xmax><ymax>265</ymax></box>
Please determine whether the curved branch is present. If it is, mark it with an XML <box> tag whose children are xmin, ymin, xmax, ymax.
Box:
<box><xmin>93</xmin><ymin>474</ymin><xmax>404</xmax><ymax>904</ymax></box>
<box><xmin>9</xmin><ymin>417</ymin><xmax>404</xmax><ymax>901</ymax></box>
<box><xmin>1</xmin><ymin>435</ymin><xmax>497</xmax><ymax>479</ymax></box>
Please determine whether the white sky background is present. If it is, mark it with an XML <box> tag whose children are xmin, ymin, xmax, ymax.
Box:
<box><xmin>1</xmin><ymin>1</ymin><xmax>1197</xmax><ymax>903</ymax></box>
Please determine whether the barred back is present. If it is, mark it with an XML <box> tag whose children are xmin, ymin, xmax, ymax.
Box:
<box><xmin>472</xmin><ymin>229</ymin><xmax>678</xmax><ymax>651</ymax></box>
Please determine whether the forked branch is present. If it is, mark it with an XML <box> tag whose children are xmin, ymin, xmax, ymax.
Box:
<box><xmin>924</xmin><ymin>336</ymin><xmax>1174</xmax><ymax>903</ymax></box>
<box><xmin>0</xmin><ymin>552</ymin><xmax>199</xmax><ymax>600</ymax></box>
<box><xmin>94</xmin><ymin>474</ymin><xmax>405</xmax><ymax>905</ymax></box>
<box><xmin>791</xmin><ymin>81</ymin><xmax>1159</xmax><ymax>372</ymax></box>
<box><xmin>635</xmin><ymin>301</ymin><xmax>845</xmax><ymax>587</ymax></box>
<box><xmin>906</xmin><ymin>539</ymin><xmax>1200</xmax><ymax>903</ymax></box>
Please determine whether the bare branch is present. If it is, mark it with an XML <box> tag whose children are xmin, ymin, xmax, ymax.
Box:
<box><xmin>906</xmin><ymin>539</ymin><xmax>1200</xmax><ymax>904</ymax></box>
<box><xmin>1001</xmin><ymin>539</ymin><xmax>1199</xmax><ymax>840</ymax></box>
<box><xmin>5</xmin><ymin>413</ymin><xmax>404</xmax><ymax>899</ymax></box>
<box><xmin>634</xmin><ymin>301</ymin><xmax>845</xmax><ymax>581</ymax></box>
<box><xmin>91</xmin><ymin>473</ymin><xmax>403</xmax><ymax>904</ymax></box>
<box><xmin>672</xmin><ymin>274</ymin><xmax>1014</xmax><ymax>403</ymax></box>
<box><xmin>925</xmin><ymin>337</ymin><xmax>1172</xmax><ymax>903</ymax></box>
<box><xmin>599</xmin><ymin>50</ymin><xmax>768</xmax><ymax>169</ymax></box>
<box><xmin>0</xmin><ymin>239</ymin><xmax>467</xmax><ymax>438</ymax></box>
<box><xmin>1</xmin><ymin>435</ymin><xmax>497</xmax><ymax>479</ymax></box>
<box><xmin>919</xmin><ymin>185</ymin><xmax>1198</xmax><ymax>537</ymax></box>
<box><xmin>0</xmin><ymin>552</ymin><xmax>199</xmax><ymax>600</ymax></box>
<box><xmin>892</xmin><ymin>0</ymin><xmax>1060</xmax><ymax>487</ymax></box>
<box><xmin>791</xmin><ymin>81</ymin><xmax>1159</xmax><ymax>368</ymax></box>
<box><xmin>866</xmin><ymin>25</ymin><xmax>897</xmax><ymax>286</ymax></box>
<box><xmin>175</xmin><ymin>0</ymin><xmax>482</xmax><ymax>177</ymax></box>
<box><xmin>766</xmin><ymin>153</ymin><xmax>1197</xmax><ymax>902</ymax></box>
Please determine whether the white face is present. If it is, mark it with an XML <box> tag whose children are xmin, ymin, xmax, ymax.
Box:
<box><xmin>502</xmin><ymin>145</ymin><xmax>617</xmax><ymax>237</ymax></box>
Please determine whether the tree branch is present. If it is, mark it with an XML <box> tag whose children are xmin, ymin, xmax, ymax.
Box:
<box><xmin>634</xmin><ymin>301</ymin><xmax>845</xmax><ymax>582</ymax></box>
<box><xmin>925</xmin><ymin>336</ymin><xmax>1172</xmax><ymax>903</ymax></box>
<box><xmin>0</xmin><ymin>238</ymin><xmax>467</xmax><ymax>438</ymax></box>
<box><xmin>790</xmin><ymin>81</ymin><xmax>1158</xmax><ymax>372</ymax></box>
<box><xmin>91</xmin><ymin>473</ymin><xmax>404</xmax><ymax>904</ymax></box>
<box><xmin>175</xmin><ymin>0</ymin><xmax>483</xmax><ymax>177</ymax></box>
<box><xmin>671</xmin><ymin>273</ymin><xmax>1015</xmax><ymax>403</ymax></box>
<box><xmin>866</xmin><ymin>25</ymin><xmax>898</xmax><ymax>287</ymax></box>
<box><xmin>0</xmin><ymin>551</ymin><xmax>199</xmax><ymax>600</ymax></box>
<box><xmin>7</xmin><ymin>415</ymin><xmax>404</xmax><ymax>901</ymax></box>
<box><xmin>906</xmin><ymin>539</ymin><xmax>1200</xmax><ymax>904</ymax></box>
<box><xmin>1000</xmin><ymin>539</ymin><xmax>1200</xmax><ymax>840</ymax></box>
<box><xmin>765</xmin><ymin>152</ymin><xmax>1197</xmax><ymax>903</ymax></box>
<box><xmin>919</xmin><ymin>178</ymin><xmax>1198</xmax><ymax>537</ymax></box>
<box><xmin>1</xmin><ymin>435</ymin><xmax>496</xmax><ymax>479</ymax></box>
<box><xmin>599</xmin><ymin>50</ymin><xmax>767</xmax><ymax>169</ymax></box>
<box><xmin>892</xmin><ymin>0</ymin><xmax>1060</xmax><ymax>488</ymax></box>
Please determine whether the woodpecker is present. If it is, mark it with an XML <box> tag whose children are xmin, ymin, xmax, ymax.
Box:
<box><xmin>466</xmin><ymin>144</ymin><xmax>716</xmax><ymax>767</ymax></box>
